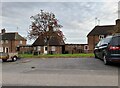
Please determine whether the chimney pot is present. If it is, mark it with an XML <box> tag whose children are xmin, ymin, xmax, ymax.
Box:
<box><xmin>1</xmin><ymin>29</ymin><xmax>6</xmax><ymax>34</ymax></box>
<box><xmin>116</xmin><ymin>19</ymin><xmax>120</xmax><ymax>26</ymax></box>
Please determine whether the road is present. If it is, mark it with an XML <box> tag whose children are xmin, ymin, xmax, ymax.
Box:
<box><xmin>2</xmin><ymin>58</ymin><xmax>120</xmax><ymax>86</ymax></box>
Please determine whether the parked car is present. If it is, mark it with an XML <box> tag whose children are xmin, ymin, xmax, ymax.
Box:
<box><xmin>94</xmin><ymin>34</ymin><xmax>120</xmax><ymax>65</ymax></box>
<box><xmin>0</xmin><ymin>52</ymin><xmax>9</xmax><ymax>62</ymax></box>
<box><xmin>0</xmin><ymin>52</ymin><xmax>18</xmax><ymax>62</ymax></box>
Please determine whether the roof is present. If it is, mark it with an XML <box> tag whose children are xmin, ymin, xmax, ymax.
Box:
<box><xmin>65</xmin><ymin>44</ymin><xmax>88</xmax><ymax>46</ymax></box>
<box><xmin>87</xmin><ymin>25</ymin><xmax>115</xmax><ymax>37</ymax></box>
<box><xmin>0</xmin><ymin>32</ymin><xmax>26</xmax><ymax>41</ymax></box>
<box><xmin>32</xmin><ymin>32</ymin><xmax>65</xmax><ymax>46</ymax></box>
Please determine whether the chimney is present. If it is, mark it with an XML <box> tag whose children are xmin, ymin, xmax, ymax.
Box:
<box><xmin>116</xmin><ymin>19</ymin><xmax>120</xmax><ymax>26</ymax></box>
<box><xmin>1</xmin><ymin>29</ymin><xmax>6</xmax><ymax>34</ymax></box>
<box><xmin>115</xmin><ymin>19</ymin><xmax>120</xmax><ymax>33</ymax></box>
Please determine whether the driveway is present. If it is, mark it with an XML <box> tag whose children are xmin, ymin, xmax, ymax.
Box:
<box><xmin>2</xmin><ymin>58</ymin><xmax>120</xmax><ymax>86</ymax></box>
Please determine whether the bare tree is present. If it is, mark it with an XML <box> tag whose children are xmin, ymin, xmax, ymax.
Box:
<box><xmin>28</xmin><ymin>10</ymin><xmax>65</xmax><ymax>40</ymax></box>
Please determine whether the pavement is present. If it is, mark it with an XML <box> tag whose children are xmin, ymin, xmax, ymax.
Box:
<box><xmin>1</xmin><ymin>58</ymin><xmax>120</xmax><ymax>86</ymax></box>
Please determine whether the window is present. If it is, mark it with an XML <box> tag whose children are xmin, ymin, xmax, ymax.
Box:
<box><xmin>84</xmin><ymin>45</ymin><xmax>89</xmax><ymax>50</ymax></box>
<box><xmin>37</xmin><ymin>46</ymin><xmax>41</xmax><ymax>51</ymax></box>
<box><xmin>97</xmin><ymin>37</ymin><xmax>112</xmax><ymax>47</ymax></box>
<box><xmin>5</xmin><ymin>40</ymin><xmax>8</xmax><ymax>44</ymax></box>
<box><xmin>51</xmin><ymin>46</ymin><xmax>55</xmax><ymax>51</ymax></box>
<box><xmin>110</xmin><ymin>36</ymin><xmax>120</xmax><ymax>45</ymax></box>
<box><xmin>44</xmin><ymin>38</ymin><xmax>47</xmax><ymax>43</ymax></box>
<box><xmin>96</xmin><ymin>41</ymin><xmax>101</xmax><ymax>47</ymax></box>
<box><xmin>19</xmin><ymin>41</ymin><xmax>22</xmax><ymax>44</ymax></box>
<box><xmin>0</xmin><ymin>47</ymin><xmax>3</xmax><ymax>52</ymax></box>
<box><xmin>99</xmin><ymin>35</ymin><xmax>104</xmax><ymax>40</ymax></box>
<box><xmin>1</xmin><ymin>40</ymin><xmax>3</xmax><ymax>44</ymax></box>
<box><xmin>34</xmin><ymin>47</ymin><xmax>37</xmax><ymax>50</ymax></box>
<box><xmin>101</xmin><ymin>37</ymin><xmax>112</xmax><ymax>45</ymax></box>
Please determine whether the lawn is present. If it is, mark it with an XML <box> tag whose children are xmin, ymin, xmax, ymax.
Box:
<box><xmin>19</xmin><ymin>53</ymin><xmax>94</xmax><ymax>58</ymax></box>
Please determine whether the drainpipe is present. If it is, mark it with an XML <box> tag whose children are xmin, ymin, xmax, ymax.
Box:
<box><xmin>11</xmin><ymin>40</ymin><xmax>12</xmax><ymax>53</ymax></box>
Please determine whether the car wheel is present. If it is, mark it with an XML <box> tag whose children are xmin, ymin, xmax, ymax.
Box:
<box><xmin>2</xmin><ymin>59</ymin><xmax>7</xmax><ymax>62</ymax></box>
<box><xmin>12</xmin><ymin>56</ymin><xmax>17</xmax><ymax>62</ymax></box>
<box><xmin>103</xmin><ymin>55</ymin><xmax>109</xmax><ymax>65</ymax></box>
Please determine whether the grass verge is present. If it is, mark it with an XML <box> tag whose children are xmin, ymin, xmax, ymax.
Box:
<box><xmin>19</xmin><ymin>53</ymin><xmax>94</xmax><ymax>58</ymax></box>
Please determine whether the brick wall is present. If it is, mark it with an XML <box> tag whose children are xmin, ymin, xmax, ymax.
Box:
<box><xmin>88</xmin><ymin>35</ymin><xmax>100</xmax><ymax>53</ymax></box>
<box><xmin>65</xmin><ymin>44</ymin><xmax>88</xmax><ymax>54</ymax></box>
<box><xmin>1</xmin><ymin>40</ymin><xmax>26</xmax><ymax>53</ymax></box>
<box><xmin>33</xmin><ymin>46</ymin><xmax>63</xmax><ymax>54</ymax></box>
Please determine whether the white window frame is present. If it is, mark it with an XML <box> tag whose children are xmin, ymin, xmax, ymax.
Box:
<box><xmin>5</xmin><ymin>47</ymin><xmax>9</xmax><ymax>53</ymax></box>
<box><xmin>84</xmin><ymin>45</ymin><xmax>89</xmax><ymax>50</ymax></box>
<box><xmin>99</xmin><ymin>35</ymin><xmax>104</xmax><ymax>40</ymax></box>
<box><xmin>51</xmin><ymin>46</ymin><xmax>55</xmax><ymax>51</ymax></box>
<box><xmin>19</xmin><ymin>40</ymin><xmax>23</xmax><ymax>44</ymax></box>
<box><xmin>5</xmin><ymin>40</ymin><xmax>8</xmax><ymax>44</ymax></box>
<box><xmin>0</xmin><ymin>47</ymin><xmax>3</xmax><ymax>52</ymax></box>
<box><xmin>34</xmin><ymin>47</ymin><xmax>37</xmax><ymax>51</ymax></box>
<box><xmin>1</xmin><ymin>40</ymin><xmax>3</xmax><ymax>44</ymax></box>
<box><xmin>37</xmin><ymin>46</ymin><xmax>41</xmax><ymax>51</ymax></box>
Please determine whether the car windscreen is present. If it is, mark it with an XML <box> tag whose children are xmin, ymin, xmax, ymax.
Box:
<box><xmin>97</xmin><ymin>37</ymin><xmax>112</xmax><ymax>47</ymax></box>
<box><xmin>0</xmin><ymin>52</ymin><xmax>8</xmax><ymax>56</ymax></box>
<box><xmin>110</xmin><ymin>36</ymin><xmax>120</xmax><ymax>45</ymax></box>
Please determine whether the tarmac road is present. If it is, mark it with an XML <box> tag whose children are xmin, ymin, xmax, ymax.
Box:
<box><xmin>2</xmin><ymin>58</ymin><xmax>120</xmax><ymax>86</ymax></box>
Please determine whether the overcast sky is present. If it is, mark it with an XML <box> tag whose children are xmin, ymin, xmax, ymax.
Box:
<box><xmin>0</xmin><ymin>1</ymin><xmax>119</xmax><ymax>44</ymax></box>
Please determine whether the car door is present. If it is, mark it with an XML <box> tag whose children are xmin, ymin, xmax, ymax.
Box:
<box><xmin>94</xmin><ymin>41</ymin><xmax>101</xmax><ymax>58</ymax></box>
<box><xmin>98</xmin><ymin>37</ymin><xmax>112</xmax><ymax>59</ymax></box>
<box><xmin>98</xmin><ymin>40</ymin><xmax>105</xmax><ymax>58</ymax></box>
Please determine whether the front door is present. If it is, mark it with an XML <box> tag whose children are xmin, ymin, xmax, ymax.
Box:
<box><xmin>5</xmin><ymin>47</ymin><xmax>9</xmax><ymax>53</ymax></box>
<box><xmin>44</xmin><ymin>46</ymin><xmax>48</xmax><ymax>54</ymax></box>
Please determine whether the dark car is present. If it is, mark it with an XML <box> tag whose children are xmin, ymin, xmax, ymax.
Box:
<box><xmin>94</xmin><ymin>34</ymin><xmax>120</xmax><ymax>65</ymax></box>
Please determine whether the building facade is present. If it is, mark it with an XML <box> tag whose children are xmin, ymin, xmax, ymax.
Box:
<box><xmin>65</xmin><ymin>44</ymin><xmax>89</xmax><ymax>54</ymax></box>
<box><xmin>0</xmin><ymin>29</ymin><xmax>27</xmax><ymax>53</ymax></box>
<box><xmin>32</xmin><ymin>31</ymin><xmax>65</xmax><ymax>54</ymax></box>
<box><xmin>87</xmin><ymin>19</ymin><xmax>120</xmax><ymax>53</ymax></box>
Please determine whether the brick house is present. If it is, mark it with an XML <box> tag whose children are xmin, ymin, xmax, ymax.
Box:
<box><xmin>65</xmin><ymin>44</ymin><xmax>89</xmax><ymax>54</ymax></box>
<box><xmin>87</xmin><ymin>19</ymin><xmax>120</xmax><ymax>53</ymax></box>
<box><xmin>0</xmin><ymin>29</ymin><xmax>27</xmax><ymax>53</ymax></box>
<box><xmin>32</xmin><ymin>31</ymin><xmax>65</xmax><ymax>54</ymax></box>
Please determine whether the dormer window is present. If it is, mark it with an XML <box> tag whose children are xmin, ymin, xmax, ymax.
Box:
<box><xmin>44</xmin><ymin>38</ymin><xmax>47</xmax><ymax>43</ymax></box>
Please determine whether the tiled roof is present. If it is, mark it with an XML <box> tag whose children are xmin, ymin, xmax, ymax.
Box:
<box><xmin>32</xmin><ymin>32</ymin><xmax>65</xmax><ymax>46</ymax></box>
<box><xmin>87</xmin><ymin>25</ymin><xmax>115</xmax><ymax>36</ymax></box>
<box><xmin>0</xmin><ymin>32</ymin><xmax>26</xmax><ymax>40</ymax></box>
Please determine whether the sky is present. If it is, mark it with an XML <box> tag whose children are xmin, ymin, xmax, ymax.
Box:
<box><xmin>0</xmin><ymin>0</ymin><xmax>119</xmax><ymax>44</ymax></box>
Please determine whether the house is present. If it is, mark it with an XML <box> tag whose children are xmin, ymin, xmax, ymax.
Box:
<box><xmin>0</xmin><ymin>29</ymin><xmax>27</xmax><ymax>53</ymax></box>
<box><xmin>32</xmin><ymin>31</ymin><xmax>65</xmax><ymax>54</ymax></box>
<box><xmin>65</xmin><ymin>44</ymin><xmax>89</xmax><ymax>54</ymax></box>
<box><xmin>87</xmin><ymin>19</ymin><xmax>120</xmax><ymax>53</ymax></box>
